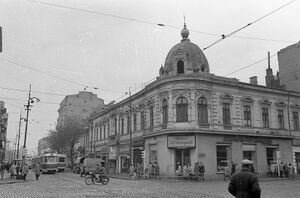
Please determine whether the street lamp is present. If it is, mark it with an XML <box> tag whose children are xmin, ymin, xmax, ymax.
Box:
<box><xmin>22</xmin><ymin>84</ymin><xmax>39</xmax><ymax>173</ymax></box>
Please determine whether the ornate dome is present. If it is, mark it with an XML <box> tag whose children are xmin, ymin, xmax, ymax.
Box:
<box><xmin>161</xmin><ymin>23</ymin><xmax>209</xmax><ymax>76</ymax></box>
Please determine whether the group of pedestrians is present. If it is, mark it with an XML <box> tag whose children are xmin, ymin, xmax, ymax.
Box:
<box><xmin>0</xmin><ymin>161</ymin><xmax>41</xmax><ymax>181</ymax></box>
<box><xmin>269</xmin><ymin>161</ymin><xmax>294</xmax><ymax>178</ymax></box>
<box><xmin>176</xmin><ymin>161</ymin><xmax>205</xmax><ymax>181</ymax></box>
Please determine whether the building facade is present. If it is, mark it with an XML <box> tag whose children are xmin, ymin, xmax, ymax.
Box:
<box><xmin>278</xmin><ymin>41</ymin><xmax>300</xmax><ymax>91</ymax></box>
<box><xmin>0</xmin><ymin>101</ymin><xmax>8</xmax><ymax>162</ymax></box>
<box><xmin>57</xmin><ymin>91</ymin><xmax>105</xmax><ymax>126</ymax></box>
<box><xmin>37</xmin><ymin>137</ymin><xmax>50</xmax><ymax>156</ymax></box>
<box><xmin>89</xmin><ymin>25</ymin><xmax>300</xmax><ymax>178</ymax></box>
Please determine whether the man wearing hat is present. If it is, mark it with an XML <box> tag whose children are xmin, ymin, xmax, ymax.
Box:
<box><xmin>228</xmin><ymin>159</ymin><xmax>261</xmax><ymax>198</ymax></box>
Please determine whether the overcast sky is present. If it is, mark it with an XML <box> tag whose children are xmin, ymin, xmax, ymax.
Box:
<box><xmin>0</xmin><ymin>0</ymin><xmax>299</xmax><ymax>155</ymax></box>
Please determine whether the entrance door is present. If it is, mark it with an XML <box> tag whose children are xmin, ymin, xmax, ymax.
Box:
<box><xmin>175</xmin><ymin>149</ymin><xmax>190</xmax><ymax>170</ymax></box>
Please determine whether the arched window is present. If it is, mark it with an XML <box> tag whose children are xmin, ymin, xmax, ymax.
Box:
<box><xmin>176</xmin><ymin>96</ymin><xmax>188</xmax><ymax>122</ymax></box>
<box><xmin>162</xmin><ymin>99</ymin><xmax>168</xmax><ymax>125</ymax></box>
<box><xmin>177</xmin><ymin>60</ymin><xmax>184</xmax><ymax>74</ymax></box>
<box><xmin>197</xmin><ymin>97</ymin><xmax>208</xmax><ymax>126</ymax></box>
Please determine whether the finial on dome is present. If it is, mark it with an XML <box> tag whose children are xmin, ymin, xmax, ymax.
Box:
<box><xmin>181</xmin><ymin>16</ymin><xmax>189</xmax><ymax>40</ymax></box>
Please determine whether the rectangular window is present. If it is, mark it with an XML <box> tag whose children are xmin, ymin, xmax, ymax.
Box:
<box><xmin>121</xmin><ymin>118</ymin><xmax>124</xmax><ymax>135</ymax></box>
<box><xmin>114</xmin><ymin>117</ymin><xmax>117</xmax><ymax>135</ymax></box>
<box><xmin>97</xmin><ymin>127</ymin><xmax>99</xmax><ymax>140</ymax></box>
<box><xmin>293</xmin><ymin>111</ymin><xmax>299</xmax><ymax>130</ymax></box>
<box><xmin>107</xmin><ymin>123</ymin><xmax>110</xmax><ymax>137</ymax></box>
<box><xmin>127</xmin><ymin>116</ymin><xmax>130</xmax><ymax>134</ymax></box>
<box><xmin>244</xmin><ymin>105</ymin><xmax>251</xmax><ymax>126</ymax></box>
<box><xmin>278</xmin><ymin>110</ymin><xmax>284</xmax><ymax>129</ymax></box>
<box><xmin>262</xmin><ymin>108</ymin><xmax>269</xmax><ymax>128</ymax></box>
<box><xmin>93</xmin><ymin>127</ymin><xmax>97</xmax><ymax>141</ymax></box>
<box><xmin>266</xmin><ymin>147</ymin><xmax>277</xmax><ymax>164</ymax></box>
<box><xmin>216</xmin><ymin>145</ymin><xmax>230</xmax><ymax>173</ymax></box>
<box><xmin>222</xmin><ymin>103</ymin><xmax>231</xmax><ymax>127</ymax></box>
<box><xmin>133</xmin><ymin>113</ymin><xmax>137</xmax><ymax>132</ymax></box>
<box><xmin>103</xmin><ymin>125</ymin><xmax>106</xmax><ymax>139</ymax></box>
<box><xmin>150</xmin><ymin>106</ymin><xmax>154</xmax><ymax>130</ymax></box>
<box><xmin>99</xmin><ymin>126</ymin><xmax>102</xmax><ymax>140</ymax></box>
<box><xmin>141</xmin><ymin>111</ymin><xmax>145</xmax><ymax>131</ymax></box>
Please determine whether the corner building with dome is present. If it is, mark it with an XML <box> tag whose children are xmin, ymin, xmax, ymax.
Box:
<box><xmin>89</xmin><ymin>24</ymin><xmax>300</xmax><ymax>179</ymax></box>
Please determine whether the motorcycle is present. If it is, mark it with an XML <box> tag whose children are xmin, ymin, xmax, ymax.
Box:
<box><xmin>85</xmin><ymin>172</ymin><xmax>109</xmax><ymax>185</ymax></box>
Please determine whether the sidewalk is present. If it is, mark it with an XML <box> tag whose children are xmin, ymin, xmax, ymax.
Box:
<box><xmin>108</xmin><ymin>172</ymin><xmax>300</xmax><ymax>182</ymax></box>
<box><xmin>0</xmin><ymin>172</ymin><xmax>27</xmax><ymax>185</ymax></box>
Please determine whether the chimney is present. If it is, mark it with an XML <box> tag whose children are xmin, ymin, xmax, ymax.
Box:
<box><xmin>250</xmin><ymin>76</ymin><xmax>258</xmax><ymax>85</ymax></box>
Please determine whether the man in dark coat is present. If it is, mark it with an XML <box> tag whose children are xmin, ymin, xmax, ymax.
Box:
<box><xmin>228</xmin><ymin>159</ymin><xmax>261</xmax><ymax>198</ymax></box>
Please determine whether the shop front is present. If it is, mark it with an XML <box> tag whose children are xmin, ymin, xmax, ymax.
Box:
<box><xmin>108</xmin><ymin>146</ymin><xmax>117</xmax><ymax>174</ymax></box>
<box><xmin>132</xmin><ymin>139</ymin><xmax>145</xmax><ymax>167</ymax></box>
<box><xmin>119</xmin><ymin>144</ymin><xmax>130</xmax><ymax>173</ymax></box>
<box><xmin>167</xmin><ymin>135</ymin><xmax>196</xmax><ymax>171</ymax></box>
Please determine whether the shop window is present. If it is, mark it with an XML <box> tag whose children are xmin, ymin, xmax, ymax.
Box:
<box><xmin>262</xmin><ymin>108</ymin><xmax>269</xmax><ymax>128</ymax></box>
<box><xmin>176</xmin><ymin>96</ymin><xmax>188</xmax><ymax>122</ymax></box>
<box><xmin>243</xmin><ymin>105</ymin><xmax>251</xmax><ymax>126</ymax></box>
<box><xmin>197</xmin><ymin>97</ymin><xmax>208</xmax><ymax>127</ymax></box>
<box><xmin>216</xmin><ymin>144</ymin><xmax>230</xmax><ymax>173</ymax></box>
<box><xmin>162</xmin><ymin>99</ymin><xmax>168</xmax><ymax>126</ymax></box>
<box><xmin>177</xmin><ymin>60</ymin><xmax>184</xmax><ymax>74</ymax></box>
<box><xmin>243</xmin><ymin>144</ymin><xmax>257</xmax><ymax>170</ymax></box>
<box><xmin>293</xmin><ymin>111</ymin><xmax>299</xmax><ymax>130</ymax></box>
<box><xmin>266</xmin><ymin>147</ymin><xmax>277</xmax><ymax>165</ymax></box>
<box><xmin>222</xmin><ymin>103</ymin><xmax>231</xmax><ymax>128</ymax></box>
<box><xmin>278</xmin><ymin>110</ymin><xmax>284</xmax><ymax>129</ymax></box>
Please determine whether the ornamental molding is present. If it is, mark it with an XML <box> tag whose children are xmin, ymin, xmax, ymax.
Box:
<box><xmin>172</xmin><ymin>89</ymin><xmax>191</xmax><ymax>100</ymax></box>
<box><xmin>259</xmin><ymin>98</ymin><xmax>272</xmax><ymax>106</ymax></box>
<box><xmin>219</xmin><ymin>94</ymin><xmax>234</xmax><ymax>104</ymax></box>
<box><xmin>241</xmin><ymin>96</ymin><xmax>254</xmax><ymax>104</ymax></box>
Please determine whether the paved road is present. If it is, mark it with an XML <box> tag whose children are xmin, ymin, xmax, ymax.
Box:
<box><xmin>0</xmin><ymin>171</ymin><xmax>299</xmax><ymax>198</ymax></box>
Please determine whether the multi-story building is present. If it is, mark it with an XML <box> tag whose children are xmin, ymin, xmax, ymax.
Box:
<box><xmin>278</xmin><ymin>41</ymin><xmax>300</xmax><ymax>91</ymax></box>
<box><xmin>0</xmin><ymin>101</ymin><xmax>8</xmax><ymax>162</ymax></box>
<box><xmin>89</xmin><ymin>24</ymin><xmax>300</xmax><ymax>178</ymax></box>
<box><xmin>37</xmin><ymin>137</ymin><xmax>50</xmax><ymax>156</ymax></box>
<box><xmin>57</xmin><ymin>91</ymin><xmax>105</xmax><ymax>126</ymax></box>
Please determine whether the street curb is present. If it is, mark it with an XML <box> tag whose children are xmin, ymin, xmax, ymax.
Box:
<box><xmin>0</xmin><ymin>180</ymin><xmax>25</xmax><ymax>185</ymax></box>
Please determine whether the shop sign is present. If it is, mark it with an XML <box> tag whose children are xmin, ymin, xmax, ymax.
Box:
<box><xmin>132</xmin><ymin>139</ymin><xmax>144</xmax><ymax>148</ymax></box>
<box><xmin>167</xmin><ymin>135</ymin><xmax>196</xmax><ymax>148</ymax></box>
<box><xmin>224</xmin><ymin>136</ymin><xmax>271</xmax><ymax>145</ymax></box>
<box><xmin>109</xmin><ymin>146</ymin><xmax>117</xmax><ymax>160</ymax></box>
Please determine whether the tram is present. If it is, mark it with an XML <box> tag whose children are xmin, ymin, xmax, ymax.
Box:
<box><xmin>57</xmin><ymin>154</ymin><xmax>67</xmax><ymax>172</ymax></box>
<box><xmin>31</xmin><ymin>153</ymin><xmax>67</xmax><ymax>173</ymax></box>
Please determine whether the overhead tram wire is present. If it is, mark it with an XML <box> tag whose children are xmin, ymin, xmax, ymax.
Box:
<box><xmin>225</xmin><ymin>53</ymin><xmax>277</xmax><ymax>77</ymax></box>
<box><xmin>0</xmin><ymin>57</ymin><xmax>122</xmax><ymax>94</ymax></box>
<box><xmin>203</xmin><ymin>0</ymin><xmax>297</xmax><ymax>50</ymax></box>
<box><xmin>25</xmin><ymin>0</ymin><xmax>296</xmax><ymax>44</ymax></box>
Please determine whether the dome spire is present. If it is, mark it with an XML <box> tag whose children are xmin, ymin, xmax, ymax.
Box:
<box><xmin>181</xmin><ymin>16</ymin><xmax>189</xmax><ymax>40</ymax></box>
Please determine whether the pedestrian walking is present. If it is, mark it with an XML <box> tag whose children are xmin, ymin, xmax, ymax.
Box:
<box><xmin>231</xmin><ymin>161</ymin><xmax>236</xmax><ymax>176</ymax></box>
<box><xmin>35</xmin><ymin>163</ymin><xmax>41</xmax><ymax>180</ymax></box>
<box><xmin>228</xmin><ymin>159</ymin><xmax>261</xmax><ymax>198</ymax></box>
<box><xmin>224</xmin><ymin>166</ymin><xmax>231</xmax><ymax>182</ymax></box>
<box><xmin>0</xmin><ymin>161</ymin><xmax>5</xmax><ymax>180</ymax></box>
<box><xmin>199</xmin><ymin>162</ymin><xmax>205</xmax><ymax>182</ymax></box>
<box><xmin>9</xmin><ymin>163</ymin><xmax>16</xmax><ymax>179</ymax></box>
<box><xmin>128</xmin><ymin>164</ymin><xmax>135</xmax><ymax>179</ymax></box>
<box><xmin>23</xmin><ymin>163</ymin><xmax>29</xmax><ymax>181</ymax></box>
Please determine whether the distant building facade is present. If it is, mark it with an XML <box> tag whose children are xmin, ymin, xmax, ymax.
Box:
<box><xmin>89</xmin><ymin>24</ymin><xmax>300</xmax><ymax>178</ymax></box>
<box><xmin>57</xmin><ymin>91</ymin><xmax>105</xmax><ymax>126</ymax></box>
<box><xmin>0</xmin><ymin>101</ymin><xmax>8</xmax><ymax>162</ymax></box>
<box><xmin>38</xmin><ymin>137</ymin><xmax>50</xmax><ymax>156</ymax></box>
<box><xmin>278</xmin><ymin>41</ymin><xmax>300</xmax><ymax>91</ymax></box>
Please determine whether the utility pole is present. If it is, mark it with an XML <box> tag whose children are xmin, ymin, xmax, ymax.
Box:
<box><xmin>128</xmin><ymin>87</ymin><xmax>132</xmax><ymax>165</ymax></box>
<box><xmin>22</xmin><ymin>84</ymin><xmax>39</xmax><ymax>173</ymax></box>
<box><xmin>17</xmin><ymin>110</ymin><xmax>23</xmax><ymax>159</ymax></box>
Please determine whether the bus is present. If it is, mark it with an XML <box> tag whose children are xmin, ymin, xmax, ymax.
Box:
<box><xmin>57</xmin><ymin>154</ymin><xmax>67</xmax><ymax>172</ymax></box>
